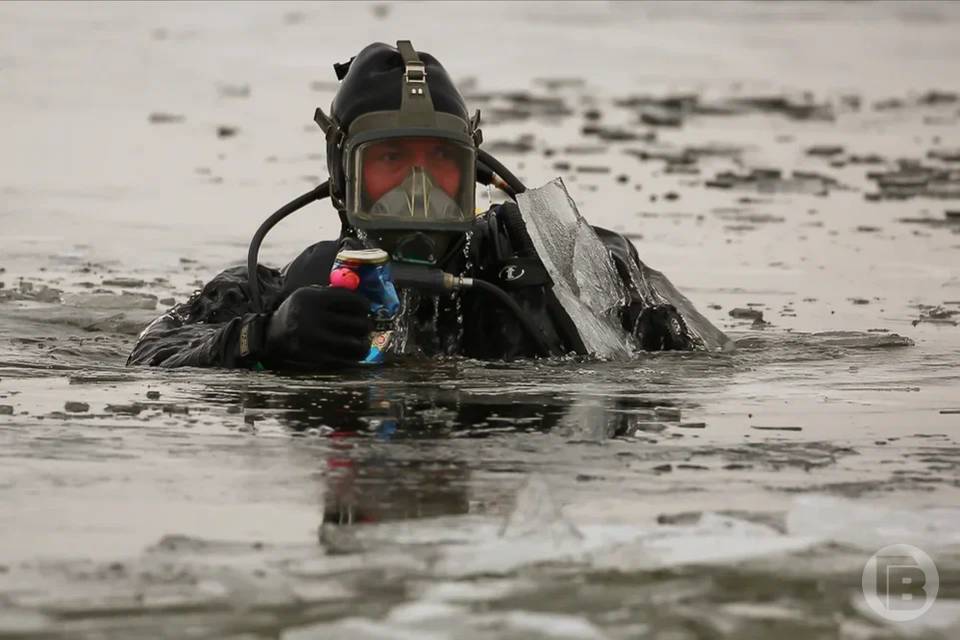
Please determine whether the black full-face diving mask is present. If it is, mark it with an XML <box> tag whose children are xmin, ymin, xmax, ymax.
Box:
<box><xmin>314</xmin><ymin>41</ymin><xmax>482</xmax><ymax>262</ymax></box>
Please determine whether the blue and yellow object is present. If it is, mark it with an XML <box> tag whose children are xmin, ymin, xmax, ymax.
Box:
<box><xmin>329</xmin><ymin>248</ymin><xmax>400</xmax><ymax>364</ymax></box>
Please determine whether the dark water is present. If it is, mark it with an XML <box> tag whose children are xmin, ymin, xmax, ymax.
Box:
<box><xmin>2</xmin><ymin>322</ymin><xmax>959</xmax><ymax>638</ymax></box>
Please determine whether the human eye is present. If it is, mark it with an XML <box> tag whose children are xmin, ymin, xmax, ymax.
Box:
<box><xmin>379</xmin><ymin>149</ymin><xmax>402</xmax><ymax>162</ymax></box>
<box><xmin>369</xmin><ymin>143</ymin><xmax>404</xmax><ymax>163</ymax></box>
<box><xmin>431</xmin><ymin>145</ymin><xmax>454</xmax><ymax>161</ymax></box>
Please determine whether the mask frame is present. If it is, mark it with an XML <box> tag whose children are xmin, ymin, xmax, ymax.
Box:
<box><xmin>344</xmin><ymin>127</ymin><xmax>477</xmax><ymax>231</ymax></box>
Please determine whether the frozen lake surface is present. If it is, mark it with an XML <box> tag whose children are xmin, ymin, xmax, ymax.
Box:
<box><xmin>1</xmin><ymin>2</ymin><xmax>959</xmax><ymax>637</ymax></box>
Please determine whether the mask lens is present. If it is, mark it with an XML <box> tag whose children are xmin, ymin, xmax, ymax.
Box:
<box><xmin>348</xmin><ymin>136</ymin><xmax>475</xmax><ymax>230</ymax></box>
<box><xmin>362</xmin><ymin>138</ymin><xmax>462</xmax><ymax>201</ymax></box>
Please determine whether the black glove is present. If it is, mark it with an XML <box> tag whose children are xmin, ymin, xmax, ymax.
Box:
<box><xmin>633</xmin><ymin>304</ymin><xmax>694</xmax><ymax>351</ymax></box>
<box><xmin>242</xmin><ymin>285</ymin><xmax>373</xmax><ymax>370</ymax></box>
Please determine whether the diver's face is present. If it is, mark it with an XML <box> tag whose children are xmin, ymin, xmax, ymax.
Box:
<box><xmin>362</xmin><ymin>137</ymin><xmax>463</xmax><ymax>202</ymax></box>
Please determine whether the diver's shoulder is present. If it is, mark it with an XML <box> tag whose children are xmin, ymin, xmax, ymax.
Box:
<box><xmin>591</xmin><ymin>225</ymin><xmax>649</xmax><ymax>268</ymax></box>
<box><xmin>477</xmin><ymin>201</ymin><xmax>524</xmax><ymax>233</ymax></box>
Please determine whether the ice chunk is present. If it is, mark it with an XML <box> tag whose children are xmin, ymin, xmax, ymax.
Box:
<box><xmin>0</xmin><ymin>610</ymin><xmax>53</xmax><ymax>636</ymax></box>
<box><xmin>852</xmin><ymin>595</ymin><xmax>960</xmax><ymax>636</ymax></box>
<box><xmin>285</xmin><ymin>607</ymin><xmax>609</xmax><ymax>640</ymax></box>
<box><xmin>284</xmin><ymin>618</ymin><xmax>447</xmax><ymax>640</ymax></box>
<box><xmin>500</xmin><ymin>475</ymin><xmax>582</xmax><ymax>542</ymax></box>
<box><xmin>518</xmin><ymin>178</ymin><xmax>634</xmax><ymax>358</ymax></box>
<box><xmin>62</xmin><ymin>291</ymin><xmax>157</xmax><ymax>310</ymax></box>
<box><xmin>435</xmin><ymin>483</ymin><xmax>824</xmax><ymax>577</ymax></box>
<box><xmin>387</xmin><ymin>601</ymin><xmax>470</xmax><ymax>624</ymax></box>
<box><xmin>786</xmin><ymin>495</ymin><xmax>960</xmax><ymax>551</ymax></box>
<box><xmin>435</xmin><ymin>478</ymin><xmax>641</xmax><ymax>577</ymax></box>
<box><xmin>480</xmin><ymin>611</ymin><xmax>609</xmax><ymax>639</ymax></box>
<box><xmin>590</xmin><ymin>513</ymin><xmax>818</xmax><ymax>571</ymax></box>
<box><xmin>418</xmin><ymin>579</ymin><xmax>532</xmax><ymax>603</ymax></box>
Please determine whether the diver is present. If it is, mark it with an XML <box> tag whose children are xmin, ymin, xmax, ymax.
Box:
<box><xmin>127</xmin><ymin>41</ymin><xmax>730</xmax><ymax>370</ymax></box>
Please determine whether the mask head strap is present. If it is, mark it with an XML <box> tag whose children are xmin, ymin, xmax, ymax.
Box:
<box><xmin>396</xmin><ymin>40</ymin><xmax>434</xmax><ymax>125</ymax></box>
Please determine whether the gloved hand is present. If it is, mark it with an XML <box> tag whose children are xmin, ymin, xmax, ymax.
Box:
<box><xmin>633</xmin><ymin>303</ymin><xmax>694</xmax><ymax>351</ymax></box>
<box><xmin>261</xmin><ymin>285</ymin><xmax>372</xmax><ymax>369</ymax></box>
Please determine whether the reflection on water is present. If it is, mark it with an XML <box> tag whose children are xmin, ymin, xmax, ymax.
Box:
<box><xmin>202</xmin><ymin>361</ymin><xmax>701</xmax><ymax>527</ymax></box>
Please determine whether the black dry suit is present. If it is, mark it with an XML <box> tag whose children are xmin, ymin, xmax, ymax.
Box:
<box><xmin>126</xmin><ymin>204</ymin><xmax>729</xmax><ymax>368</ymax></box>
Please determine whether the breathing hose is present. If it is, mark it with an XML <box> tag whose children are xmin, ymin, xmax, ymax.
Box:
<box><xmin>247</xmin><ymin>182</ymin><xmax>329</xmax><ymax>312</ymax></box>
<box><xmin>478</xmin><ymin>149</ymin><xmax>527</xmax><ymax>195</ymax></box>
<box><xmin>477</xmin><ymin>160</ymin><xmax>517</xmax><ymax>200</ymax></box>
<box><xmin>470</xmin><ymin>278</ymin><xmax>552</xmax><ymax>357</ymax></box>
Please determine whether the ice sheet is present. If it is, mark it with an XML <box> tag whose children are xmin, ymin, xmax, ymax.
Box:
<box><xmin>518</xmin><ymin>178</ymin><xmax>635</xmax><ymax>358</ymax></box>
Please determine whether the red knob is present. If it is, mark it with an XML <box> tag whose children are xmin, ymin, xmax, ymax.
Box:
<box><xmin>330</xmin><ymin>267</ymin><xmax>360</xmax><ymax>291</ymax></box>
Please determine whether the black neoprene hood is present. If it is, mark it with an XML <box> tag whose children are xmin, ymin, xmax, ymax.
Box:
<box><xmin>330</xmin><ymin>42</ymin><xmax>470</xmax><ymax>130</ymax></box>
